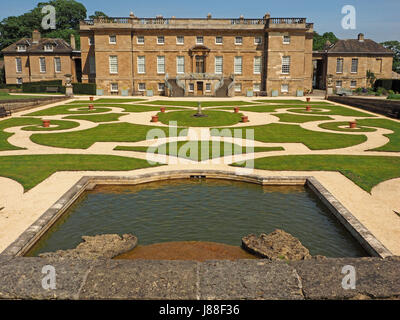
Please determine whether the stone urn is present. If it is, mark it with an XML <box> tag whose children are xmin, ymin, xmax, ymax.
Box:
<box><xmin>65</xmin><ymin>74</ymin><xmax>73</xmax><ymax>97</ymax></box>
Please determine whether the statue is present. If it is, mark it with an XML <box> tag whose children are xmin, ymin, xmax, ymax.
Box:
<box><xmin>65</xmin><ymin>74</ymin><xmax>74</xmax><ymax>97</ymax></box>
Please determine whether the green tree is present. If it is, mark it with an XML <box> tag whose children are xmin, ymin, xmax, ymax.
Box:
<box><xmin>0</xmin><ymin>0</ymin><xmax>86</xmax><ymax>53</ymax></box>
<box><xmin>313</xmin><ymin>32</ymin><xmax>339</xmax><ymax>51</ymax></box>
<box><xmin>366</xmin><ymin>70</ymin><xmax>376</xmax><ymax>88</ymax></box>
<box><xmin>381</xmin><ymin>40</ymin><xmax>400</xmax><ymax>72</ymax></box>
<box><xmin>89</xmin><ymin>11</ymin><xmax>109</xmax><ymax>20</ymax></box>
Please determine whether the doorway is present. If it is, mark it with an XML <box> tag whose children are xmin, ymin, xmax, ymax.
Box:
<box><xmin>197</xmin><ymin>81</ymin><xmax>204</xmax><ymax>95</ymax></box>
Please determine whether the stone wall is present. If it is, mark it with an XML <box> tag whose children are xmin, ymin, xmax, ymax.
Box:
<box><xmin>0</xmin><ymin>96</ymin><xmax>68</xmax><ymax>113</ymax></box>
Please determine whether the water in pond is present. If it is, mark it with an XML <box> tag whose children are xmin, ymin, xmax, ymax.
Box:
<box><xmin>28</xmin><ymin>179</ymin><xmax>367</xmax><ymax>258</ymax></box>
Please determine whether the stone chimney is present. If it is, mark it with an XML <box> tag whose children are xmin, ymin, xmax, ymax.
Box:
<box><xmin>207</xmin><ymin>13</ymin><xmax>212</xmax><ymax>19</ymax></box>
<box><xmin>32</xmin><ymin>30</ymin><xmax>41</xmax><ymax>44</ymax></box>
<box><xmin>358</xmin><ymin>33</ymin><xmax>365</xmax><ymax>42</ymax></box>
<box><xmin>70</xmin><ymin>33</ymin><xmax>76</xmax><ymax>50</ymax></box>
<box><xmin>264</xmin><ymin>12</ymin><xmax>271</xmax><ymax>19</ymax></box>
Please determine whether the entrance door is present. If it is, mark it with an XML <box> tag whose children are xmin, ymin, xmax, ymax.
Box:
<box><xmin>197</xmin><ymin>81</ymin><xmax>204</xmax><ymax>96</ymax></box>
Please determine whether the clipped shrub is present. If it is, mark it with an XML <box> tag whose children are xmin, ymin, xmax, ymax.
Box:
<box><xmin>72</xmin><ymin>83</ymin><xmax>96</xmax><ymax>95</ymax></box>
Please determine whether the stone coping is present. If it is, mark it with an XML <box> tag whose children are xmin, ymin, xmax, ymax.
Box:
<box><xmin>0</xmin><ymin>256</ymin><xmax>399</xmax><ymax>299</ymax></box>
<box><xmin>0</xmin><ymin>170</ymin><xmax>392</xmax><ymax>259</ymax></box>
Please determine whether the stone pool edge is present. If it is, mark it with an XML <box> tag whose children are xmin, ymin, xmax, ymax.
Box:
<box><xmin>0</xmin><ymin>170</ymin><xmax>392</xmax><ymax>259</ymax></box>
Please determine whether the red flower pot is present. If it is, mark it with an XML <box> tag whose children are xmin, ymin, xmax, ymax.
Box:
<box><xmin>349</xmin><ymin>121</ymin><xmax>357</xmax><ymax>129</ymax></box>
<box><xmin>306</xmin><ymin>97</ymin><xmax>311</xmax><ymax>102</ymax></box>
<box><xmin>89</xmin><ymin>104</ymin><xmax>94</xmax><ymax>110</ymax></box>
<box><xmin>151</xmin><ymin>115</ymin><xmax>159</xmax><ymax>123</ymax></box>
<box><xmin>42</xmin><ymin>120</ymin><xmax>50</xmax><ymax>128</ymax></box>
<box><xmin>234</xmin><ymin>107</ymin><xmax>240</xmax><ymax>113</ymax></box>
<box><xmin>306</xmin><ymin>105</ymin><xmax>312</xmax><ymax>112</ymax></box>
<box><xmin>241</xmin><ymin>116</ymin><xmax>249</xmax><ymax>123</ymax></box>
<box><xmin>160</xmin><ymin>107</ymin><xmax>166</xmax><ymax>113</ymax></box>
<box><xmin>90</xmin><ymin>97</ymin><xmax>94</xmax><ymax>101</ymax></box>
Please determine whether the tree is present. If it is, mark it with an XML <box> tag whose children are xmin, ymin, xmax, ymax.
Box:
<box><xmin>366</xmin><ymin>70</ymin><xmax>376</xmax><ymax>88</ymax></box>
<box><xmin>0</xmin><ymin>0</ymin><xmax>86</xmax><ymax>53</ymax></box>
<box><xmin>381</xmin><ymin>40</ymin><xmax>400</xmax><ymax>72</ymax></box>
<box><xmin>313</xmin><ymin>32</ymin><xmax>339</xmax><ymax>51</ymax></box>
<box><xmin>89</xmin><ymin>11</ymin><xmax>109</xmax><ymax>20</ymax></box>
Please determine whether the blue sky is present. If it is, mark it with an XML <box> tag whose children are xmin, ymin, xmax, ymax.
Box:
<box><xmin>1</xmin><ymin>0</ymin><xmax>399</xmax><ymax>42</ymax></box>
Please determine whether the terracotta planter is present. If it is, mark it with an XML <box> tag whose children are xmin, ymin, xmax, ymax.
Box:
<box><xmin>160</xmin><ymin>107</ymin><xmax>166</xmax><ymax>113</ymax></box>
<box><xmin>89</xmin><ymin>104</ymin><xmax>94</xmax><ymax>110</ymax></box>
<box><xmin>42</xmin><ymin>120</ymin><xmax>50</xmax><ymax>128</ymax></box>
<box><xmin>241</xmin><ymin>116</ymin><xmax>249</xmax><ymax>123</ymax></box>
<box><xmin>234</xmin><ymin>107</ymin><xmax>240</xmax><ymax>113</ymax></box>
<box><xmin>349</xmin><ymin>121</ymin><xmax>357</xmax><ymax>129</ymax></box>
<box><xmin>151</xmin><ymin>115</ymin><xmax>159</xmax><ymax>123</ymax></box>
<box><xmin>306</xmin><ymin>97</ymin><xmax>311</xmax><ymax>102</ymax></box>
<box><xmin>90</xmin><ymin>97</ymin><xmax>94</xmax><ymax>101</ymax></box>
<box><xmin>306</xmin><ymin>105</ymin><xmax>312</xmax><ymax>112</ymax></box>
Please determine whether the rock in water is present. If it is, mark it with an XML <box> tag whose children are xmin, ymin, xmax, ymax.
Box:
<box><xmin>242</xmin><ymin>230</ymin><xmax>312</xmax><ymax>261</ymax></box>
<box><xmin>39</xmin><ymin>234</ymin><xmax>138</xmax><ymax>260</ymax></box>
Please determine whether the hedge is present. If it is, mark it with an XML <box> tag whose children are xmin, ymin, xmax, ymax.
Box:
<box><xmin>21</xmin><ymin>81</ymin><xmax>96</xmax><ymax>95</ymax></box>
<box><xmin>72</xmin><ymin>83</ymin><xmax>96</xmax><ymax>95</ymax></box>
<box><xmin>374</xmin><ymin>79</ymin><xmax>400</xmax><ymax>93</ymax></box>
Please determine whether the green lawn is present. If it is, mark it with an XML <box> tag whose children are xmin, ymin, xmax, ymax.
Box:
<box><xmin>216</xmin><ymin>105</ymin><xmax>292</xmax><ymax>113</ymax></box>
<box><xmin>287</xmin><ymin>105</ymin><xmax>375</xmax><ymax>117</ymax></box>
<box><xmin>274</xmin><ymin>113</ymin><xmax>333</xmax><ymax>123</ymax></box>
<box><xmin>120</xmin><ymin>105</ymin><xmax>183</xmax><ymax>113</ymax></box>
<box><xmin>0</xmin><ymin>93</ymin><xmax>54</xmax><ymax>100</ymax></box>
<box><xmin>67</xmin><ymin>98</ymin><xmax>146</xmax><ymax>104</ymax></box>
<box><xmin>30</xmin><ymin>123</ymin><xmax>187</xmax><ymax>149</ymax></box>
<box><xmin>0</xmin><ymin>154</ymin><xmax>160</xmax><ymax>191</ymax></box>
<box><xmin>158</xmin><ymin>110</ymin><xmax>243</xmax><ymax>127</ymax></box>
<box><xmin>318</xmin><ymin>121</ymin><xmax>377</xmax><ymax>133</ymax></box>
<box><xmin>0</xmin><ymin>117</ymin><xmax>43</xmax><ymax>150</ymax></box>
<box><xmin>64</xmin><ymin>113</ymin><xmax>126</xmax><ymax>123</ymax></box>
<box><xmin>357</xmin><ymin>118</ymin><xmax>400</xmax><ymax>152</ymax></box>
<box><xmin>255</xmin><ymin>99</ymin><xmax>334</xmax><ymax>105</ymax></box>
<box><xmin>114</xmin><ymin>141</ymin><xmax>284</xmax><ymax>161</ymax></box>
<box><xmin>143</xmin><ymin>100</ymin><xmax>257</xmax><ymax>107</ymax></box>
<box><xmin>24</xmin><ymin>104</ymin><xmax>113</xmax><ymax>116</ymax></box>
<box><xmin>235</xmin><ymin>155</ymin><xmax>400</xmax><ymax>193</ymax></box>
<box><xmin>212</xmin><ymin>123</ymin><xmax>367</xmax><ymax>150</ymax></box>
<box><xmin>21</xmin><ymin>120</ymin><xmax>80</xmax><ymax>131</ymax></box>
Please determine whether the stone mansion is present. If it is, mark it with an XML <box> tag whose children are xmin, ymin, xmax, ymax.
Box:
<box><xmin>2</xmin><ymin>12</ymin><xmax>394</xmax><ymax>97</ymax></box>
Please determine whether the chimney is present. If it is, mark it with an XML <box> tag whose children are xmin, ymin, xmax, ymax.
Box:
<box><xmin>32</xmin><ymin>30</ymin><xmax>41</xmax><ymax>44</ymax></box>
<box><xmin>70</xmin><ymin>33</ymin><xmax>76</xmax><ymax>50</ymax></box>
<box><xmin>264</xmin><ymin>12</ymin><xmax>271</xmax><ymax>19</ymax></box>
<box><xmin>358</xmin><ymin>33</ymin><xmax>364</xmax><ymax>42</ymax></box>
<box><xmin>207</xmin><ymin>13</ymin><xmax>212</xmax><ymax>19</ymax></box>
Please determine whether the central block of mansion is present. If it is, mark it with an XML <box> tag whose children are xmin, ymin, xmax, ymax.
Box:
<box><xmin>80</xmin><ymin>13</ymin><xmax>314</xmax><ymax>96</ymax></box>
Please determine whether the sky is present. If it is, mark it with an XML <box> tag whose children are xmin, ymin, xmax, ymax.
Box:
<box><xmin>0</xmin><ymin>0</ymin><xmax>399</xmax><ymax>42</ymax></box>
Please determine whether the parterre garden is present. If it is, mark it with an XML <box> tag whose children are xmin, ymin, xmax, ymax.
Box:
<box><xmin>1</xmin><ymin>97</ymin><xmax>400</xmax><ymax>193</ymax></box>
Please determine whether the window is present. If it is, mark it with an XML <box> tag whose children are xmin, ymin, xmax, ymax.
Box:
<box><xmin>281</xmin><ymin>84</ymin><xmax>289</xmax><ymax>93</ymax></box>
<box><xmin>158</xmin><ymin>83</ymin><xmax>165</xmax><ymax>91</ymax></box>
<box><xmin>336</xmin><ymin>81</ymin><xmax>342</xmax><ymax>88</ymax></box>
<box><xmin>110</xmin><ymin>83</ymin><xmax>118</xmax><ymax>93</ymax></box>
<box><xmin>39</xmin><ymin>57</ymin><xmax>46</xmax><ymax>73</ymax></box>
<box><xmin>206</xmin><ymin>83</ymin><xmax>211</xmax><ymax>92</ymax></box>
<box><xmin>137</xmin><ymin>36</ymin><xmax>144</xmax><ymax>44</ymax></box>
<box><xmin>89</xmin><ymin>36</ymin><xmax>95</xmax><ymax>46</ymax></box>
<box><xmin>350</xmin><ymin>80</ymin><xmax>357</xmax><ymax>88</ymax></box>
<box><xmin>234</xmin><ymin>56</ymin><xmax>242</xmax><ymax>74</ymax></box>
<box><xmin>376</xmin><ymin>58</ymin><xmax>383</xmax><ymax>73</ymax></box>
<box><xmin>282</xmin><ymin>56</ymin><xmax>290</xmax><ymax>74</ymax></box>
<box><xmin>16</xmin><ymin>58</ymin><xmax>22</xmax><ymax>73</ymax></box>
<box><xmin>16</xmin><ymin>78</ymin><xmax>23</xmax><ymax>85</ymax></box>
<box><xmin>215</xmin><ymin>36</ymin><xmax>223</xmax><ymax>44</ymax></box>
<box><xmin>157</xmin><ymin>36</ymin><xmax>165</xmax><ymax>44</ymax></box>
<box><xmin>44</xmin><ymin>44</ymin><xmax>53</xmax><ymax>52</ymax></box>
<box><xmin>137</xmin><ymin>56</ymin><xmax>145</xmax><ymax>74</ymax></box>
<box><xmin>109</xmin><ymin>55</ymin><xmax>118</xmax><ymax>74</ymax></box>
<box><xmin>254</xmin><ymin>56</ymin><xmax>261</xmax><ymax>74</ymax></box>
<box><xmin>89</xmin><ymin>56</ymin><xmax>96</xmax><ymax>74</ymax></box>
<box><xmin>17</xmin><ymin>45</ymin><xmax>26</xmax><ymax>52</ymax></box>
<box><xmin>336</xmin><ymin>58</ymin><xmax>344</xmax><ymax>73</ymax></box>
<box><xmin>235</xmin><ymin>37</ymin><xmax>243</xmax><ymax>45</ymax></box>
<box><xmin>215</xmin><ymin>56</ymin><xmax>223</xmax><ymax>74</ymax></box>
<box><xmin>253</xmin><ymin>83</ymin><xmax>261</xmax><ymax>92</ymax></box>
<box><xmin>157</xmin><ymin>56</ymin><xmax>165</xmax><ymax>74</ymax></box>
<box><xmin>189</xmin><ymin>83</ymin><xmax>194</xmax><ymax>92</ymax></box>
<box><xmin>54</xmin><ymin>57</ymin><xmax>61</xmax><ymax>73</ymax></box>
<box><xmin>235</xmin><ymin>83</ymin><xmax>242</xmax><ymax>92</ymax></box>
<box><xmin>109</xmin><ymin>35</ymin><xmax>117</xmax><ymax>44</ymax></box>
<box><xmin>177</xmin><ymin>36</ymin><xmax>184</xmax><ymax>45</ymax></box>
<box><xmin>254</xmin><ymin>37</ymin><xmax>262</xmax><ymax>45</ymax></box>
<box><xmin>195</xmin><ymin>56</ymin><xmax>205</xmax><ymax>73</ymax></box>
<box><xmin>176</xmin><ymin>56</ymin><xmax>185</xmax><ymax>74</ymax></box>
<box><xmin>351</xmin><ymin>58</ymin><xmax>358</xmax><ymax>73</ymax></box>
<box><xmin>138</xmin><ymin>83</ymin><xmax>146</xmax><ymax>91</ymax></box>
<box><xmin>283</xmin><ymin>35</ymin><xmax>291</xmax><ymax>44</ymax></box>
<box><xmin>196</xmin><ymin>36</ymin><xmax>204</xmax><ymax>45</ymax></box>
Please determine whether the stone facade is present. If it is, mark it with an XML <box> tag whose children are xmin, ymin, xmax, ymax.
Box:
<box><xmin>80</xmin><ymin>14</ymin><xmax>315</xmax><ymax>96</ymax></box>
<box><xmin>2</xmin><ymin>31</ymin><xmax>81</xmax><ymax>85</ymax></box>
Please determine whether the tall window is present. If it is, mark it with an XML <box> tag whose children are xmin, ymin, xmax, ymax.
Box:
<box><xmin>54</xmin><ymin>57</ymin><xmax>61</xmax><ymax>73</ymax></box>
<box><xmin>157</xmin><ymin>56</ymin><xmax>165</xmax><ymax>74</ymax></box>
<box><xmin>234</xmin><ymin>56</ymin><xmax>242</xmax><ymax>74</ymax></box>
<box><xmin>215</xmin><ymin>56</ymin><xmax>223</xmax><ymax>75</ymax></box>
<box><xmin>176</xmin><ymin>56</ymin><xmax>185</xmax><ymax>74</ymax></box>
<box><xmin>15</xmin><ymin>58</ymin><xmax>22</xmax><ymax>73</ymax></box>
<box><xmin>109</xmin><ymin>55</ymin><xmax>118</xmax><ymax>74</ymax></box>
<box><xmin>336</xmin><ymin>58</ymin><xmax>344</xmax><ymax>73</ymax></box>
<box><xmin>254</xmin><ymin>56</ymin><xmax>261</xmax><ymax>74</ymax></box>
<box><xmin>282</xmin><ymin>56</ymin><xmax>290</xmax><ymax>74</ymax></box>
<box><xmin>137</xmin><ymin>56</ymin><xmax>145</xmax><ymax>74</ymax></box>
<box><xmin>195</xmin><ymin>56</ymin><xmax>205</xmax><ymax>73</ymax></box>
<box><xmin>137</xmin><ymin>36</ymin><xmax>144</xmax><ymax>44</ymax></box>
<box><xmin>351</xmin><ymin>58</ymin><xmax>358</xmax><ymax>73</ymax></box>
<box><xmin>109</xmin><ymin>35</ymin><xmax>117</xmax><ymax>44</ymax></box>
<box><xmin>177</xmin><ymin>36</ymin><xmax>184</xmax><ymax>45</ymax></box>
<box><xmin>39</xmin><ymin>57</ymin><xmax>46</xmax><ymax>73</ymax></box>
<box><xmin>89</xmin><ymin>56</ymin><xmax>96</xmax><ymax>74</ymax></box>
